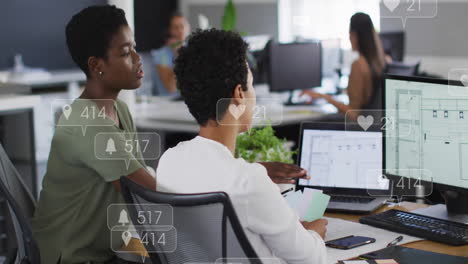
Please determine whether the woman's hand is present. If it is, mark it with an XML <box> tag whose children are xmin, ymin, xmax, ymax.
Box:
<box><xmin>300</xmin><ymin>90</ymin><xmax>325</xmax><ymax>102</ymax></box>
<box><xmin>301</xmin><ymin>219</ymin><xmax>328</xmax><ymax>239</ymax></box>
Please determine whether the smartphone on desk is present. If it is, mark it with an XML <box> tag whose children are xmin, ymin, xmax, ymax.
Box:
<box><xmin>326</xmin><ymin>235</ymin><xmax>376</xmax><ymax>250</ymax></box>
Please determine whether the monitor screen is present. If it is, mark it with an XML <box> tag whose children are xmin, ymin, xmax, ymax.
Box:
<box><xmin>321</xmin><ymin>38</ymin><xmax>341</xmax><ymax>78</ymax></box>
<box><xmin>379</xmin><ymin>31</ymin><xmax>405</xmax><ymax>62</ymax></box>
<box><xmin>384</xmin><ymin>77</ymin><xmax>468</xmax><ymax>190</ymax></box>
<box><xmin>269</xmin><ymin>42</ymin><xmax>322</xmax><ymax>92</ymax></box>
<box><xmin>298</xmin><ymin>128</ymin><xmax>385</xmax><ymax>190</ymax></box>
<box><xmin>243</xmin><ymin>35</ymin><xmax>271</xmax><ymax>52</ymax></box>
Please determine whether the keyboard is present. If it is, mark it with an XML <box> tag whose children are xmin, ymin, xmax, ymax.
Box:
<box><xmin>330</xmin><ymin>196</ymin><xmax>375</xmax><ymax>204</ymax></box>
<box><xmin>359</xmin><ymin>209</ymin><xmax>468</xmax><ymax>246</ymax></box>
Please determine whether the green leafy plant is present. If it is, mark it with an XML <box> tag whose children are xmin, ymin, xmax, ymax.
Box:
<box><xmin>222</xmin><ymin>0</ymin><xmax>237</xmax><ymax>31</ymax></box>
<box><xmin>236</xmin><ymin>125</ymin><xmax>296</xmax><ymax>163</ymax></box>
<box><xmin>221</xmin><ymin>0</ymin><xmax>247</xmax><ymax>36</ymax></box>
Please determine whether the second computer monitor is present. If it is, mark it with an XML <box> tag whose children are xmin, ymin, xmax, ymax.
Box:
<box><xmin>379</xmin><ymin>31</ymin><xmax>405</xmax><ymax>62</ymax></box>
<box><xmin>384</xmin><ymin>75</ymin><xmax>468</xmax><ymax>194</ymax></box>
<box><xmin>268</xmin><ymin>41</ymin><xmax>322</xmax><ymax>92</ymax></box>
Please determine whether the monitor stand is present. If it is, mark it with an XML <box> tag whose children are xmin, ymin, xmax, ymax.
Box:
<box><xmin>411</xmin><ymin>191</ymin><xmax>468</xmax><ymax>225</ymax></box>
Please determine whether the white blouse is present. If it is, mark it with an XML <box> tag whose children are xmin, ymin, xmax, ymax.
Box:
<box><xmin>156</xmin><ymin>136</ymin><xmax>327</xmax><ymax>264</ymax></box>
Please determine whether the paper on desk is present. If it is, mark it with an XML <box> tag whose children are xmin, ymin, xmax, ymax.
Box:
<box><xmin>324</xmin><ymin>217</ymin><xmax>423</xmax><ymax>264</ymax></box>
<box><xmin>284</xmin><ymin>188</ymin><xmax>330</xmax><ymax>221</ymax></box>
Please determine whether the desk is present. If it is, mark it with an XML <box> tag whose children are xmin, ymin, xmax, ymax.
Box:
<box><xmin>325</xmin><ymin>202</ymin><xmax>468</xmax><ymax>258</ymax></box>
<box><xmin>10</xmin><ymin>69</ymin><xmax>86</xmax><ymax>98</ymax></box>
<box><xmin>0</xmin><ymin>82</ymin><xmax>31</xmax><ymax>94</ymax></box>
<box><xmin>0</xmin><ymin>94</ymin><xmax>40</xmax><ymax>112</ymax></box>
<box><xmin>123</xmin><ymin>202</ymin><xmax>468</xmax><ymax>262</ymax></box>
<box><xmin>18</xmin><ymin>69</ymin><xmax>86</xmax><ymax>89</ymax></box>
<box><xmin>134</xmin><ymin>96</ymin><xmax>338</xmax><ymax>133</ymax></box>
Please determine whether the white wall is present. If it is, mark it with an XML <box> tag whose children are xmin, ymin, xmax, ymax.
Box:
<box><xmin>380</xmin><ymin>0</ymin><xmax>468</xmax><ymax>77</ymax></box>
<box><xmin>108</xmin><ymin>0</ymin><xmax>134</xmax><ymax>30</ymax></box>
<box><xmin>180</xmin><ymin>0</ymin><xmax>279</xmax><ymax>39</ymax></box>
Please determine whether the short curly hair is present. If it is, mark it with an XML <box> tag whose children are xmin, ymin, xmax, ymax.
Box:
<box><xmin>66</xmin><ymin>5</ymin><xmax>128</xmax><ymax>77</ymax></box>
<box><xmin>174</xmin><ymin>29</ymin><xmax>249</xmax><ymax>126</ymax></box>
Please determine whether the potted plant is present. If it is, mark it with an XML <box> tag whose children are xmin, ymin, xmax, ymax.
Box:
<box><xmin>222</xmin><ymin>0</ymin><xmax>237</xmax><ymax>32</ymax></box>
<box><xmin>236</xmin><ymin>125</ymin><xmax>296</xmax><ymax>163</ymax></box>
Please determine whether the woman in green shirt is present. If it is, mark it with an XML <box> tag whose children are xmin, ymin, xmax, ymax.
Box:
<box><xmin>32</xmin><ymin>5</ymin><xmax>156</xmax><ymax>264</ymax></box>
<box><xmin>32</xmin><ymin>4</ymin><xmax>310</xmax><ymax>264</ymax></box>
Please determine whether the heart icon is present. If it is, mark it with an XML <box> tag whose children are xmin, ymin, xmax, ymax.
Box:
<box><xmin>228</xmin><ymin>104</ymin><xmax>246</xmax><ymax>120</ymax></box>
<box><xmin>383</xmin><ymin>0</ymin><xmax>400</xmax><ymax>12</ymax></box>
<box><xmin>460</xmin><ymin>74</ymin><xmax>468</xmax><ymax>87</ymax></box>
<box><xmin>357</xmin><ymin>115</ymin><xmax>374</xmax><ymax>131</ymax></box>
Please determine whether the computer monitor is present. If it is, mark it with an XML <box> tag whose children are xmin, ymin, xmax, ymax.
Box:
<box><xmin>297</xmin><ymin>122</ymin><xmax>387</xmax><ymax>196</ymax></box>
<box><xmin>268</xmin><ymin>41</ymin><xmax>322</xmax><ymax>92</ymax></box>
<box><xmin>243</xmin><ymin>35</ymin><xmax>271</xmax><ymax>52</ymax></box>
<box><xmin>321</xmin><ymin>38</ymin><xmax>342</xmax><ymax>78</ymax></box>
<box><xmin>250</xmin><ymin>39</ymin><xmax>273</xmax><ymax>85</ymax></box>
<box><xmin>384</xmin><ymin>75</ymin><xmax>468</xmax><ymax>214</ymax></box>
<box><xmin>379</xmin><ymin>31</ymin><xmax>405</xmax><ymax>62</ymax></box>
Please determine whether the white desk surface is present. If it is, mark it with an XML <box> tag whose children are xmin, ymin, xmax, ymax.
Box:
<box><xmin>15</xmin><ymin>69</ymin><xmax>86</xmax><ymax>88</ymax></box>
<box><xmin>0</xmin><ymin>94</ymin><xmax>41</xmax><ymax>112</ymax></box>
<box><xmin>134</xmin><ymin>97</ymin><xmax>338</xmax><ymax>133</ymax></box>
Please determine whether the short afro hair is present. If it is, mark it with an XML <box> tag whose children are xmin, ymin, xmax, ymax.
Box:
<box><xmin>66</xmin><ymin>5</ymin><xmax>128</xmax><ymax>77</ymax></box>
<box><xmin>174</xmin><ymin>29</ymin><xmax>249</xmax><ymax>126</ymax></box>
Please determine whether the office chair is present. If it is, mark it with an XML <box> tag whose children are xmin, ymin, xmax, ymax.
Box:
<box><xmin>0</xmin><ymin>144</ymin><xmax>40</xmax><ymax>263</ymax></box>
<box><xmin>385</xmin><ymin>61</ymin><xmax>420</xmax><ymax>76</ymax></box>
<box><xmin>352</xmin><ymin>71</ymin><xmax>385</xmax><ymax>123</ymax></box>
<box><xmin>359</xmin><ymin>61</ymin><xmax>419</xmax><ymax>122</ymax></box>
<box><xmin>120</xmin><ymin>177</ymin><xmax>262</xmax><ymax>264</ymax></box>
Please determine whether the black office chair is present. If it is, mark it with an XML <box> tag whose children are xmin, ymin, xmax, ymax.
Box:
<box><xmin>385</xmin><ymin>61</ymin><xmax>420</xmax><ymax>76</ymax></box>
<box><xmin>0</xmin><ymin>144</ymin><xmax>40</xmax><ymax>264</ymax></box>
<box><xmin>120</xmin><ymin>177</ymin><xmax>262</xmax><ymax>264</ymax></box>
<box><xmin>352</xmin><ymin>71</ymin><xmax>385</xmax><ymax>123</ymax></box>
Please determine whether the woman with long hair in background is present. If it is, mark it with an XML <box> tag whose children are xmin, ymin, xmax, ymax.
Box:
<box><xmin>302</xmin><ymin>12</ymin><xmax>386</xmax><ymax>120</ymax></box>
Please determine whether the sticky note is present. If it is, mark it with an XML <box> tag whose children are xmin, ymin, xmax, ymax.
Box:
<box><xmin>297</xmin><ymin>188</ymin><xmax>321</xmax><ymax>218</ymax></box>
<box><xmin>302</xmin><ymin>192</ymin><xmax>330</xmax><ymax>222</ymax></box>
<box><xmin>284</xmin><ymin>190</ymin><xmax>303</xmax><ymax>212</ymax></box>
<box><xmin>303</xmin><ymin>188</ymin><xmax>323</xmax><ymax>195</ymax></box>
<box><xmin>375</xmin><ymin>260</ymin><xmax>399</xmax><ymax>264</ymax></box>
<box><xmin>340</xmin><ymin>260</ymin><xmax>370</xmax><ymax>264</ymax></box>
<box><xmin>283</xmin><ymin>188</ymin><xmax>330</xmax><ymax>221</ymax></box>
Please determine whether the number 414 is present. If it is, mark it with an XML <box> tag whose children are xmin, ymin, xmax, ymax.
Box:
<box><xmin>396</xmin><ymin>177</ymin><xmax>423</xmax><ymax>189</ymax></box>
<box><xmin>141</xmin><ymin>232</ymin><xmax>166</xmax><ymax>246</ymax></box>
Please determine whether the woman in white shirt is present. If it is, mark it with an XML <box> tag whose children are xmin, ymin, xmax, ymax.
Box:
<box><xmin>156</xmin><ymin>28</ymin><xmax>328</xmax><ymax>264</ymax></box>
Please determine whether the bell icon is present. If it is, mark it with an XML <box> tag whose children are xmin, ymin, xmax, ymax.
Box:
<box><xmin>105</xmin><ymin>138</ymin><xmax>116</xmax><ymax>155</ymax></box>
<box><xmin>118</xmin><ymin>209</ymin><xmax>129</xmax><ymax>226</ymax></box>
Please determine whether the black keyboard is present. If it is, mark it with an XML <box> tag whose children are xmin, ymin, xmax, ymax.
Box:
<box><xmin>359</xmin><ymin>209</ymin><xmax>468</xmax><ymax>246</ymax></box>
<box><xmin>330</xmin><ymin>196</ymin><xmax>375</xmax><ymax>204</ymax></box>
